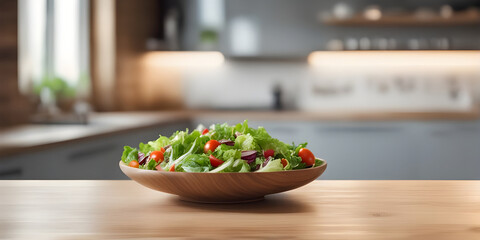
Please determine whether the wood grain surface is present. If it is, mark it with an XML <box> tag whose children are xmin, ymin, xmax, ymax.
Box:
<box><xmin>1</xmin><ymin>180</ymin><xmax>480</xmax><ymax>239</ymax></box>
<box><xmin>119</xmin><ymin>160</ymin><xmax>327</xmax><ymax>203</ymax></box>
<box><xmin>0</xmin><ymin>0</ymin><xmax>31</xmax><ymax>127</ymax></box>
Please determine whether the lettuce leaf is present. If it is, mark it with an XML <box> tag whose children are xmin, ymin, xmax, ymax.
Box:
<box><xmin>176</xmin><ymin>154</ymin><xmax>212</xmax><ymax>172</ymax></box>
<box><xmin>167</xmin><ymin>139</ymin><xmax>199</xmax><ymax>171</ymax></box>
<box><xmin>232</xmin><ymin>159</ymin><xmax>251</xmax><ymax>172</ymax></box>
<box><xmin>234</xmin><ymin>134</ymin><xmax>260</xmax><ymax>151</ymax></box>
<box><xmin>288</xmin><ymin>155</ymin><xmax>303</xmax><ymax>169</ymax></box>
<box><xmin>147</xmin><ymin>136</ymin><xmax>170</xmax><ymax>151</ymax></box>
<box><xmin>211</xmin><ymin>123</ymin><xmax>235</xmax><ymax>140</ymax></box>
<box><xmin>257</xmin><ymin>159</ymin><xmax>284</xmax><ymax>172</ymax></box>
<box><xmin>314</xmin><ymin>158</ymin><xmax>325</xmax><ymax>167</ymax></box>
<box><xmin>209</xmin><ymin>158</ymin><xmax>235</xmax><ymax>173</ymax></box>
<box><xmin>249</xmin><ymin>127</ymin><xmax>292</xmax><ymax>160</ymax></box>
<box><xmin>294</xmin><ymin>142</ymin><xmax>308</xmax><ymax>155</ymax></box>
<box><xmin>139</xmin><ymin>142</ymin><xmax>154</xmax><ymax>155</ymax></box>
<box><xmin>213</xmin><ymin>144</ymin><xmax>241</xmax><ymax>161</ymax></box>
<box><xmin>140</xmin><ymin>158</ymin><xmax>158</xmax><ymax>170</ymax></box>
<box><xmin>209</xmin><ymin>158</ymin><xmax>250</xmax><ymax>173</ymax></box>
<box><xmin>121</xmin><ymin>146</ymin><xmax>138</xmax><ymax>165</ymax></box>
<box><xmin>234</xmin><ymin>120</ymin><xmax>250</xmax><ymax>134</ymax></box>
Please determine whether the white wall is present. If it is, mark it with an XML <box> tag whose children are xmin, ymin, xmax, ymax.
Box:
<box><xmin>183</xmin><ymin>54</ymin><xmax>480</xmax><ymax>112</ymax></box>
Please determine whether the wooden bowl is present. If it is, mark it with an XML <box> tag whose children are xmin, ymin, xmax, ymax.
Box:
<box><xmin>119</xmin><ymin>160</ymin><xmax>327</xmax><ymax>203</ymax></box>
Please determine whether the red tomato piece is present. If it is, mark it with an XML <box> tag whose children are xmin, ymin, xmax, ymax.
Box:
<box><xmin>298</xmin><ymin>148</ymin><xmax>315</xmax><ymax>166</ymax></box>
<box><xmin>202</xmin><ymin>129</ymin><xmax>210</xmax><ymax>135</ymax></box>
<box><xmin>169</xmin><ymin>164</ymin><xmax>175</xmax><ymax>172</ymax></box>
<box><xmin>281</xmin><ymin>158</ymin><xmax>288</xmax><ymax>168</ymax></box>
<box><xmin>209</xmin><ymin>155</ymin><xmax>224</xmax><ymax>168</ymax></box>
<box><xmin>150</xmin><ymin>151</ymin><xmax>164</xmax><ymax>163</ymax></box>
<box><xmin>204</xmin><ymin>140</ymin><xmax>220</xmax><ymax>153</ymax></box>
<box><xmin>129</xmin><ymin>160</ymin><xmax>139</xmax><ymax>168</ymax></box>
<box><xmin>263</xmin><ymin>149</ymin><xmax>275</xmax><ymax>159</ymax></box>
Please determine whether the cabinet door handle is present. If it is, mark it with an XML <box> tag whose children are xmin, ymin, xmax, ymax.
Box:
<box><xmin>68</xmin><ymin>143</ymin><xmax>118</xmax><ymax>161</ymax></box>
<box><xmin>0</xmin><ymin>168</ymin><xmax>22</xmax><ymax>178</ymax></box>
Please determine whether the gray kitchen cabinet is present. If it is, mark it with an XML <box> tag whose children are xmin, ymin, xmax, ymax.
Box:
<box><xmin>413</xmin><ymin>121</ymin><xmax>480</xmax><ymax>180</ymax></box>
<box><xmin>194</xmin><ymin>118</ymin><xmax>480</xmax><ymax>180</ymax></box>
<box><xmin>250</xmin><ymin>121</ymin><xmax>419</xmax><ymax>180</ymax></box>
<box><xmin>305</xmin><ymin>123</ymin><xmax>419</xmax><ymax>180</ymax></box>
<box><xmin>0</xmin><ymin>122</ymin><xmax>189</xmax><ymax>180</ymax></box>
<box><xmin>0</xmin><ymin>156</ymin><xmax>27</xmax><ymax>179</ymax></box>
<box><xmin>5</xmin><ymin>118</ymin><xmax>478</xmax><ymax>180</ymax></box>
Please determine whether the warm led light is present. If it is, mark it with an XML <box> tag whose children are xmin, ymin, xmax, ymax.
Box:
<box><xmin>308</xmin><ymin>51</ymin><xmax>480</xmax><ymax>71</ymax></box>
<box><xmin>142</xmin><ymin>51</ymin><xmax>224</xmax><ymax>68</ymax></box>
<box><xmin>364</xmin><ymin>8</ymin><xmax>382</xmax><ymax>21</ymax></box>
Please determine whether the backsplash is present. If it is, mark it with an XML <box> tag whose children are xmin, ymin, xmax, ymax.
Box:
<box><xmin>183</xmin><ymin>52</ymin><xmax>480</xmax><ymax>112</ymax></box>
<box><xmin>183</xmin><ymin>60</ymin><xmax>309</xmax><ymax>110</ymax></box>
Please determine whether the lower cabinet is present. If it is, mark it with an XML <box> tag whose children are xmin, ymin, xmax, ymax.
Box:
<box><xmin>2</xmin><ymin>119</ymin><xmax>479</xmax><ymax>180</ymax></box>
<box><xmin>0</xmin><ymin>122</ymin><xmax>189</xmax><ymax>180</ymax></box>
<box><xmin>194</xmin><ymin>119</ymin><xmax>480</xmax><ymax>180</ymax></box>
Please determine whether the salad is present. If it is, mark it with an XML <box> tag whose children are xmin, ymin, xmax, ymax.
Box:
<box><xmin>121</xmin><ymin>120</ymin><xmax>324</xmax><ymax>172</ymax></box>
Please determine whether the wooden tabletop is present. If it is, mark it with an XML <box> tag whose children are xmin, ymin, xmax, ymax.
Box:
<box><xmin>1</xmin><ymin>180</ymin><xmax>479</xmax><ymax>239</ymax></box>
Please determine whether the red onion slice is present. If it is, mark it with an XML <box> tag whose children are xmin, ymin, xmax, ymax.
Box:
<box><xmin>262</xmin><ymin>156</ymin><xmax>272</xmax><ymax>167</ymax></box>
<box><xmin>138</xmin><ymin>152</ymin><xmax>149</xmax><ymax>165</ymax></box>
<box><xmin>219</xmin><ymin>139</ymin><xmax>235</xmax><ymax>146</ymax></box>
<box><xmin>241</xmin><ymin>150</ymin><xmax>257</xmax><ymax>163</ymax></box>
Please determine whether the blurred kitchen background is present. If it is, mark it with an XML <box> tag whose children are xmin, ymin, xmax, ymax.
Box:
<box><xmin>1</xmin><ymin>0</ymin><xmax>480</xmax><ymax>180</ymax></box>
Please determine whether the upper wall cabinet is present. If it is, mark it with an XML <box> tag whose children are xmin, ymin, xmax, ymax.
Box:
<box><xmin>146</xmin><ymin>0</ymin><xmax>480</xmax><ymax>58</ymax></box>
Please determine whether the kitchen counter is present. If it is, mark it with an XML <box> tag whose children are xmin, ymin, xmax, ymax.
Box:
<box><xmin>1</xmin><ymin>109</ymin><xmax>478</xmax><ymax>158</ymax></box>
<box><xmin>0</xmin><ymin>112</ymin><xmax>189</xmax><ymax>157</ymax></box>
<box><xmin>1</xmin><ymin>180</ymin><xmax>479</xmax><ymax>239</ymax></box>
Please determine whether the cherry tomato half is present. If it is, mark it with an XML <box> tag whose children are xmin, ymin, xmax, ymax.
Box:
<box><xmin>169</xmin><ymin>164</ymin><xmax>175</xmax><ymax>172</ymax></box>
<box><xmin>204</xmin><ymin>140</ymin><xmax>220</xmax><ymax>154</ymax></box>
<box><xmin>202</xmin><ymin>129</ymin><xmax>210</xmax><ymax>135</ymax></box>
<box><xmin>129</xmin><ymin>160</ymin><xmax>139</xmax><ymax>168</ymax></box>
<box><xmin>264</xmin><ymin>149</ymin><xmax>275</xmax><ymax>159</ymax></box>
<box><xmin>209</xmin><ymin>155</ymin><xmax>224</xmax><ymax>168</ymax></box>
<box><xmin>150</xmin><ymin>151</ymin><xmax>164</xmax><ymax>163</ymax></box>
<box><xmin>160</xmin><ymin>147</ymin><xmax>166</xmax><ymax>153</ymax></box>
<box><xmin>281</xmin><ymin>158</ymin><xmax>288</xmax><ymax>168</ymax></box>
<box><xmin>298</xmin><ymin>148</ymin><xmax>315</xmax><ymax>166</ymax></box>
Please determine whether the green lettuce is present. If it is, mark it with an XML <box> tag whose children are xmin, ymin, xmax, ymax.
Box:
<box><xmin>233</xmin><ymin>159</ymin><xmax>251</xmax><ymax>172</ymax></box>
<box><xmin>294</xmin><ymin>142</ymin><xmax>308</xmax><ymax>155</ymax></box>
<box><xmin>288</xmin><ymin>155</ymin><xmax>304</xmax><ymax>169</ymax></box>
<box><xmin>140</xmin><ymin>158</ymin><xmax>158</xmax><ymax>170</ymax></box>
<box><xmin>209</xmin><ymin>158</ymin><xmax>250</xmax><ymax>173</ymax></box>
<box><xmin>213</xmin><ymin>144</ymin><xmax>241</xmax><ymax>161</ymax></box>
<box><xmin>234</xmin><ymin>134</ymin><xmax>260</xmax><ymax>151</ymax></box>
<box><xmin>234</xmin><ymin>120</ymin><xmax>250</xmax><ymax>134</ymax></box>
<box><xmin>139</xmin><ymin>142</ymin><xmax>154</xmax><ymax>155</ymax></box>
<box><xmin>209</xmin><ymin>158</ymin><xmax>235</xmax><ymax>173</ymax></box>
<box><xmin>176</xmin><ymin>154</ymin><xmax>212</xmax><ymax>172</ymax></box>
<box><xmin>121</xmin><ymin>146</ymin><xmax>138</xmax><ymax>165</ymax></box>
<box><xmin>211</xmin><ymin>123</ymin><xmax>235</xmax><ymax>140</ymax></box>
<box><xmin>147</xmin><ymin>136</ymin><xmax>170</xmax><ymax>151</ymax></box>
<box><xmin>121</xmin><ymin>120</ymin><xmax>321</xmax><ymax>173</ymax></box>
<box><xmin>167</xmin><ymin>139</ymin><xmax>199</xmax><ymax>171</ymax></box>
<box><xmin>314</xmin><ymin>158</ymin><xmax>325</xmax><ymax>167</ymax></box>
<box><xmin>257</xmin><ymin>159</ymin><xmax>284</xmax><ymax>172</ymax></box>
